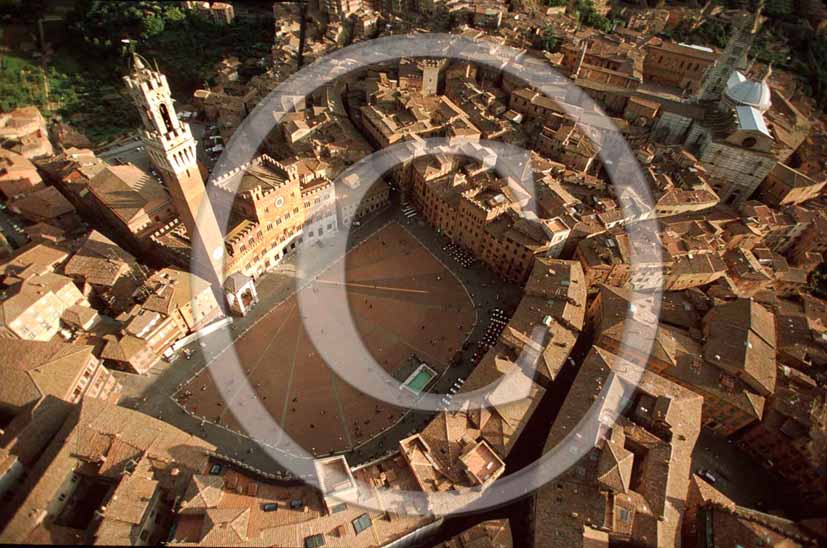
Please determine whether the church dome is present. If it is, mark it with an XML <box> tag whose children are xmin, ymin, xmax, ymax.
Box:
<box><xmin>724</xmin><ymin>70</ymin><xmax>772</xmax><ymax>112</ymax></box>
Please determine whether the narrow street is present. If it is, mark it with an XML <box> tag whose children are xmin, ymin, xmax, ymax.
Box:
<box><xmin>691</xmin><ymin>427</ymin><xmax>789</xmax><ymax>513</ymax></box>
<box><xmin>428</xmin><ymin>321</ymin><xmax>597</xmax><ymax>547</ymax></box>
<box><xmin>0</xmin><ymin>206</ymin><xmax>28</xmax><ymax>248</ymax></box>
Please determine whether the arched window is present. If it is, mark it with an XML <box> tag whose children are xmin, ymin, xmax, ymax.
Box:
<box><xmin>159</xmin><ymin>103</ymin><xmax>175</xmax><ymax>133</ymax></box>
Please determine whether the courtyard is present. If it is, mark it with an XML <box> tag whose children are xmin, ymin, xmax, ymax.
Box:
<box><xmin>175</xmin><ymin>222</ymin><xmax>477</xmax><ymax>457</ymax></box>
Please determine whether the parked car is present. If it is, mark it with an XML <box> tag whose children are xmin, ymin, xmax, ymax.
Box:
<box><xmin>697</xmin><ymin>469</ymin><xmax>717</xmax><ymax>484</ymax></box>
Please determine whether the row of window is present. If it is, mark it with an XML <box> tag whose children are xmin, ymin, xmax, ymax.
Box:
<box><xmin>651</xmin><ymin>55</ymin><xmax>706</xmax><ymax>74</ymax></box>
<box><xmin>285</xmin><ymin>512</ymin><xmax>372</xmax><ymax>547</ymax></box>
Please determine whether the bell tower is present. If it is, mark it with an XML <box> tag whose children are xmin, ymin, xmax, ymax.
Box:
<box><xmin>124</xmin><ymin>54</ymin><xmax>226</xmax><ymax>286</ymax></box>
<box><xmin>695</xmin><ymin>1</ymin><xmax>764</xmax><ymax>104</ymax></box>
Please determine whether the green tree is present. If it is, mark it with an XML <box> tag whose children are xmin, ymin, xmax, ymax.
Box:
<box><xmin>63</xmin><ymin>1</ymin><xmax>271</xmax><ymax>90</ymax></box>
<box><xmin>810</xmin><ymin>262</ymin><xmax>827</xmax><ymax>299</ymax></box>
<box><xmin>0</xmin><ymin>0</ymin><xmax>46</xmax><ymax>21</ymax></box>
<box><xmin>69</xmin><ymin>1</ymin><xmax>190</xmax><ymax>51</ymax></box>
<box><xmin>667</xmin><ymin>18</ymin><xmax>731</xmax><ymax>49</ymax></box>
<box><xmin>695</xmin><ymin>20</ymin><xmax>730</xmax><ymax>49</ymax></box>
<box><xmin>575</xmin><ymin>0</ymin><xmax>614</xmax><ymax>33</ymax></box>
<box><xmin>752</xmin><ymin>27</ymin><xmax>792</xmax><ymax>69</ymax></box>
<box><xmin>140</xmin><ymin>14</ymin><xmax>165</xmax><ymax>39</ymax></box>
<box><xmin>0</xmin><ymin>0</ymin><xmax>273</xmax><ymax>144</ymax></box>
<box><xmin>802</xmin><ymin>38</ymin><xmax>827</xmax><ymax>108</ymax></box>
<box><xmin>538</xmin><ymin>26</ymin><xmax>560</xmax><ymax>52</ymax></box>
<box><xmin>763</xmin><ymin>0</ymin><xmax>794</xmax><ymax>19</ymax></box>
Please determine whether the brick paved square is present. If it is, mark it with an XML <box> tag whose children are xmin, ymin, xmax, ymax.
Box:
<box><xmin>178</xmin><ymin>222</ymin><xmax>476</xmax><ymax>456</ymax></box>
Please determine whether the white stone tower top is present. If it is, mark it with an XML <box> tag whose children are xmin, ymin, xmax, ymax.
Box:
<box><xmin>124</xmin><ymin>53</ymin><xmax>227</xmax><ymax>286</ymax></box>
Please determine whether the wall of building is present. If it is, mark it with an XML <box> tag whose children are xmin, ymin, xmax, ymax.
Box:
<box><xmin>652</xmin><ymin>111</ymin><xmax>693</xmax><ymax>145</ymax></box>
<box><xmin>643</xmin><ymin>46</ymin><xmax>715</xmax><ymax>93</ymax></box>
<box><xmin>690</xmin><ymin>132</ymin><xmax>776</xmax><ymax>207</ymax></box>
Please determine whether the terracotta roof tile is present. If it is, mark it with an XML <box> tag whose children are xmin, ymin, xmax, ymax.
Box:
<box><xmin>2</xmin><ymin>398</ymin><xmax>214</xmax><ymax>544</ymax></box>
<box><xmin>0</xmin><ymin>340</ymin><xmax>94</xmax><ymax>408</ymax></box>
<box><xmin>703</xmin><ymin>299</ymin><xmax>777</xmax><ymax>396</ymax></box>
<box><xmin>535</xmin><ymin>346</ymin><xmax>702</xmax><ymax>547</ymax></box>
